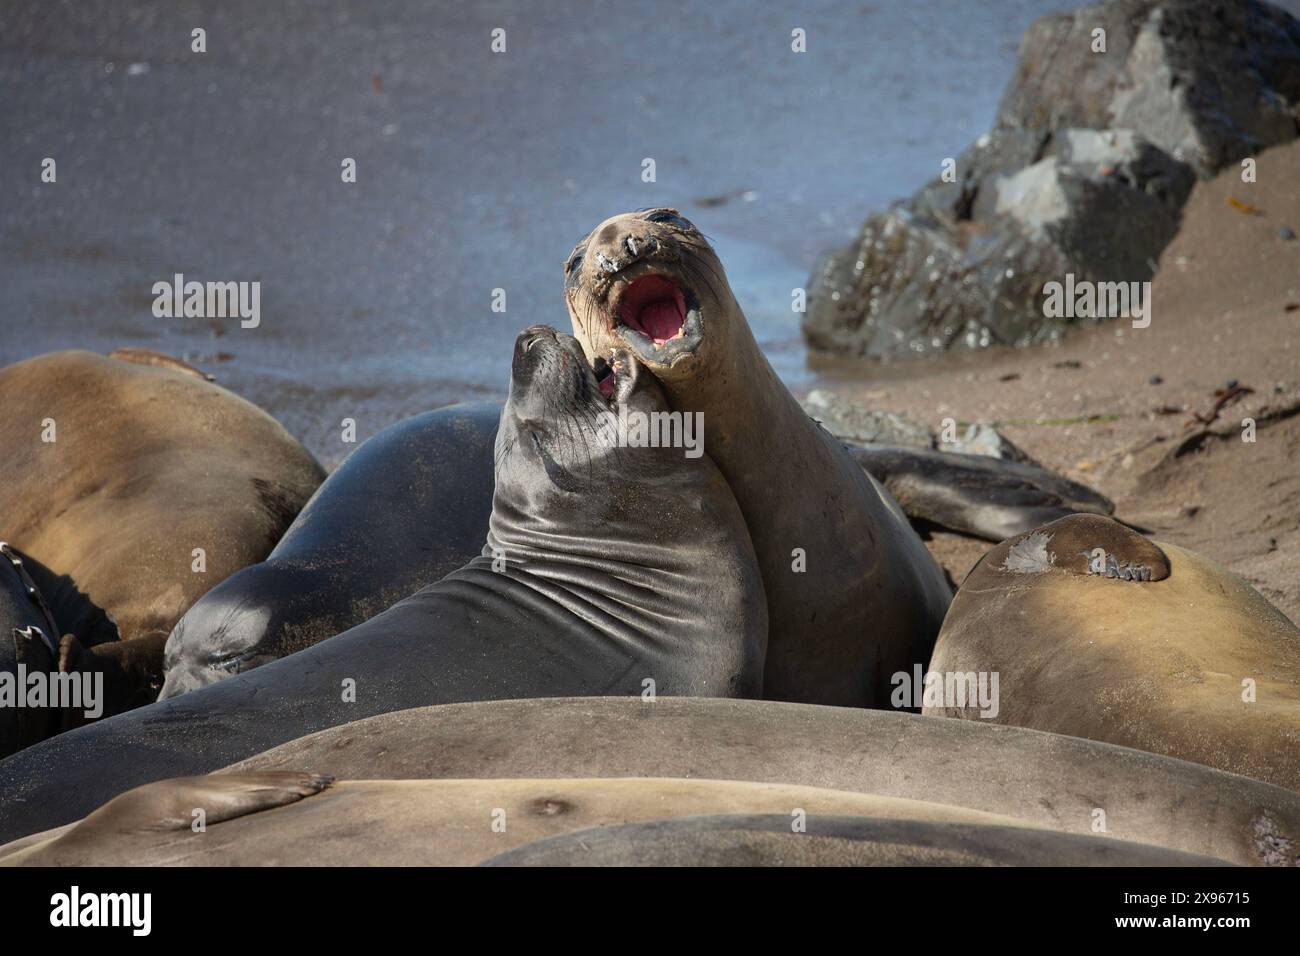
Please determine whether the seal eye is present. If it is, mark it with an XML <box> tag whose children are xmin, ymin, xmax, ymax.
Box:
<box><xmin>565</xmin><ymin>248</ymin><xmax>584</xmax><ymax>274</ymax></box>
<box><xmin>644</xmin><ymin>209</ymin><xmax>695</xmax><ymax>231</ymax></box>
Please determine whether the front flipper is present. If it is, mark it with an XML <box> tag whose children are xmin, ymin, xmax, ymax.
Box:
<box><xmin>5</xmin><ymin>772</ymin><xmax>332</xmax><ymax>865</ymax></box>
<box><xmin>846</xmin><ymin>443</ymin><xmax>1114</xmax><ymax>542</ymax></box>
<box><xmin>80</xmin><ymin>771</ymin><xmax>334</xmax><ymax>833</ymax></box>
<box><xmin>57</xmin><ymin>630</ymin><xmax>170</xmax><ymax>729</ymax></box>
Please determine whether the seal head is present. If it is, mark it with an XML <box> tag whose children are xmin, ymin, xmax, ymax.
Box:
<box><xmin>564</xmin><ymin>209</ymin><xmax>717</xmax><ymax>375</ymax></box>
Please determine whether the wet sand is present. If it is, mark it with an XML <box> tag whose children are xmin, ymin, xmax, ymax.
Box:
<box><xmin>2</xmin><ymin>0</ymin><xmax>1110</xmax><ymax>466</ymax></box>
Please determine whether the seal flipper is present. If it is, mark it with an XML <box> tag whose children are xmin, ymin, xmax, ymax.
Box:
<box><xmin>845</xmin><ymin>443</ymin><xmax>1114</xmax><ymax>542</ymax></box>
<box><xmin>57</xmin><ymin>631</ymin><xmax>169</xmax><ymax>728</ymax></box>
<box><xmin>6</xmin><ymin>771</ymin><xmax>332</xmax><ymax>865</ymax></box>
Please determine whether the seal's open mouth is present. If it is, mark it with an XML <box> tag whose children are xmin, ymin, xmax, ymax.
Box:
<box><xmin>593</xmin><ymin>355</ymin><xmax>615</xmax><ymax>399</ymax></box>
<box><xmin>611</xmin><ymin>274</ymin><xmax>702</xmax><ymax>363</ymax></box>
<box><xmin>621</xmin><ymin>275</ymin><xmax>685</xmax><ymax>344</ymax></box>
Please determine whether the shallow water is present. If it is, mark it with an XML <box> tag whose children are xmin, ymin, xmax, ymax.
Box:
<box><xmin>5</xmin><ymin>0</ymin><xmax>1293</xmax><ymax>465</ymax></box>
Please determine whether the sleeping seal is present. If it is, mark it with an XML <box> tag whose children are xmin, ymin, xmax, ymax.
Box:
<box><xmin>924</xmin><ymin>513</ymin><xmax>1300</xmax><ymax>791</ymax></box>
<box><xmin>1</xmin><ymin>775</ymin><xmax>1052</xmax><ymax>866</ymax></box>
<box><xmin>222</xmin><ymin>696</ymin><xmax>1300</xmax><ymax>867</ymax></box>
<box><xmin>160</xmin><ymin>404</ymin><xmax>500</xmax><ymax>697</ymax></box>
<box><xmin>0</xmin><ymin>349</ymin><xmax>324</xmax><ymax>723</ymax></box>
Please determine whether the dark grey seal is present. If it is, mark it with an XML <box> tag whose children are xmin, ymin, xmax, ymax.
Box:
<box><xmin>0</xmin><ymin>543</ymin><xmax>61</xmax><ymax>756</ymax></box>
<box><xmin>482</xmin><ymin>814</ymin><xmax>1234</xmax><ymax>867</ymax></box>
<box><xmin>160</xmin><ymin>404</ymin><xmax>500</xmax><ymax>697</ymax></box>
<box><xmin>844</xmin><ymin>443</ymin><xmax>1115</xmax><ymax>542</ymax></box>
<box><xmin>0</xmin><ymin>327</ymin><xmax>765</xmax><ymax>843</ymax></box>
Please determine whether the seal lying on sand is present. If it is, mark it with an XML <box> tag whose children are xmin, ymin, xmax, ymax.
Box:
<box><xmin>160</xmin><ymin>404</ymin><xmax>500</xmax><ymax>697</ymax></box>
<box><xmin>0</xmin><ymin>773</ymin><xmax>1228</xmax><ymax>867</ymax></box>
<box><xmin>5</xmin><ymin>695</ymin><xmax>1297</xmax><ymax>863</ymax></box>
<box><xmin>924</xmin><ymin>513</ymin><xmax>1300</xmax><ymax>791</ymax></box>
<box><xmin>844</xmin><ymin>443</ymin><xmax>1115</xmax><ymax>542</ymax></box>
<box><xmin>484</xmin><ymin>814</ymin><xmax>1231</xmax><ymax>867</ymax></box>
<box><xmin>0</xmin><ymin>329</ymin><xmax>766</xmax><ymax>843</ymax></box>
<box><xmin>212</xmin><ymin>697</ymin><xmax>1300</xmax><ymax>867</ymax></box>
<box><xmin>565</xmin><ymin>208</ymin><xmax>951</xmax><ymax>707</ymax></box>
<box><xmin>0</xmin><ymin>349</ymin><xmax>324</xmax><ymax>723</ymax></box>
<box><xmin>0</xmin><ymin>774</ymin><xmax>1044</xmax><ymax>866</ymax></box>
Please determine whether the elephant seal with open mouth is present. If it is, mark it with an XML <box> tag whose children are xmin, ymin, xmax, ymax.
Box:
<box><xmin>565</xmin><ymin>208</ymin><xmax>951</xmax><ymax>707</ymax></box>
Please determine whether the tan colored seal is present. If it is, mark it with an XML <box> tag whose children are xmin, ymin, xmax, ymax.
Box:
<box><xmin>925</xmin><ymin>513</ymin><xmax>1300</xmax><ymax>791</ymax></box>
<box><xmin>223</xmin><ymin>697</ymin><xmax>1300</xmax><ymax>866</ymax></box>
<box><xmin>0</xmin><ymin>349</ymin><xmax>324</xmax><ymax>721</ymax></box>
<box><xmin>1</xmin><ymin>773</ymin><xmax>1050</xmax><ymax>866</ymax></box>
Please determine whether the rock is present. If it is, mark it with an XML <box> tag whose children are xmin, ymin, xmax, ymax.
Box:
<box><xmin>801</xmin><ymin>390</ymin><xmax>934</xmax><ymax>448</ymax></box>
<box><xmin>802</xmin><ymin>390</ymin><xmax>1036</xmax><ymax>466</ymax></box>
<box><xmin>997</xmin><ymin>0</ymin><xmax>1300</xmax><ymax>179</ymax></box>
<box><xmin>803</xmin><ymin>128</ymin><xmax>1193</xmax><ymax>358</ymax></box>
<box><xmin>910</xmin><ymin>128</ymin><xmax>1049</xmax><ymax>226</ymax></box>
<box><xmin>944</xmin><ymin>423</ymin><xmax>1038</xmax><ymax>466</ymax></box>
<box><xmin>803</xmin><ymin>0</ymin><xmax>1300</xmax><ymax>361</ymax></box>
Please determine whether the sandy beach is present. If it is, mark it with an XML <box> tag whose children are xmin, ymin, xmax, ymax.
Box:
<box><xmin>811</xmin><ymin>139</ymin><xmax>1300</xmax><ymax>620</ymax></box>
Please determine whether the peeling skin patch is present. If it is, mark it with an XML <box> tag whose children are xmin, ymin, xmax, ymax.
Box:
<box><xmin>1253</xmin><ymin>813</ymin><xmax>1299</xmax><ymax>867</ymax></box>
<box><xmin>1001</xmin><ymin>531</ymin><xmax>1056</xmax><ymax>574</ymax></box>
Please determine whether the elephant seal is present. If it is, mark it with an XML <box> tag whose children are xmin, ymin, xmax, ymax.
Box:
<box><xmin>0</xmin><ymin>329</ymin><xmax>765</xmax><ymax>843</ymax></box>
<box><xmin>0</xmin><ymin>543</ymin><xmax>62</xmax><ymax>755</ymax></box>
<box><xmin>844</xmin><ymin>443</ymin><xmax>1115</xmax><ymax>542</ymax></box>
<box><xmin>1</xmin><ymin>775</ymin><xmax>1045</xmax><ymax>866</ymax></box>
<box><xmin>0</xmin><ymin>350</ymin><xmax>325</xmax><ymax>720</ymax></box>
<box><xmin>924</xmin><ymin>513</ymin><xmax>1300</xmax><ymax>791</ymax></box>
<box><xmin>485</xmin><ymin>814</ymin><xmax>1231</xmax><ymax>867</ymax></box>
<box><xmin>565</xmin><ymin>208</ymin><xmax>951</xmax><ymax>707</ymax></box>
<box><xmin>218</xmin><ymin>697</ymin><xmax>1300</xmax><ymax>866</ymax></box>
<box><xmin>161</xmin><ymin>404</ymin><xmax>500</xmax><ymax>697</ymax></box>
<box><xmin>159</xmin><ymin>399</ymin><xmax>1115</xmax><ymax>697</ymax></box>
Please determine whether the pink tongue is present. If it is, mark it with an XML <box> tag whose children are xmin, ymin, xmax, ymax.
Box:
<box><xmin>640</xmin><ymin>299</ymin><xmax>683</xmax><ymax>343</ymax></box>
